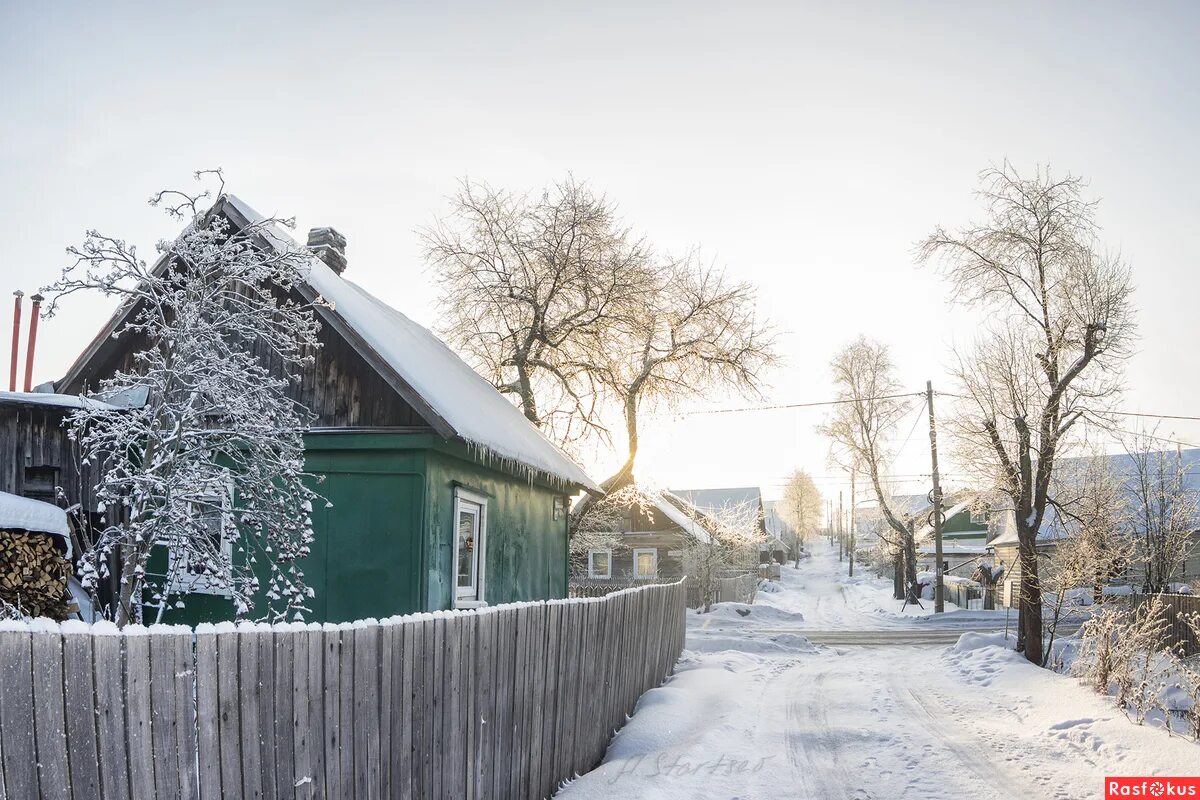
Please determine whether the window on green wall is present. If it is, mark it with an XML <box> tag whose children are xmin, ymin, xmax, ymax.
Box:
<box><xmin>454</xmin><ymin>488</ymin><xmax>488</xmax><ymax>606</ymax></box>
<box><xmin>166</xmin><ymin>485</ymin><xmax>234</xmax><ymax>598</ymax></box>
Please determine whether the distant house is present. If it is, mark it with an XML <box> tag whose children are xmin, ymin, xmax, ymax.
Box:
<box><xmin>911</xmin><ymin>492</ymin><xmax>988</xmax><ymax>575</ymax></box>
<box><xmin>575</xmin><ymin>489</ymin><xmax>714</xmax><ymax>586</ymax></box>
<box><xmin>762</xmin><ymin>499</ymin><xmax>797</xmax><ymax>560</ymax></box>
<box><xmin>985</xmin><ymin>449</ymin><xmax>1200</xmax><ymax>608</ymax></box>
<box><xmin>48</xmin><ymin>194</ymin><xmax>600</xmax><ymax>624</ymax></box>
<box><xmin>853</xmin><ymin>491</ymin><xmax>987</xmax><ymax>574</ymax></box>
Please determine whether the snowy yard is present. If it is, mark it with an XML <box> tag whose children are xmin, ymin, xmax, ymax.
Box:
<box><xmin>557</xmin><ymin>543</ymin><xmax>1198</xmax><ymax>800</ymax></box>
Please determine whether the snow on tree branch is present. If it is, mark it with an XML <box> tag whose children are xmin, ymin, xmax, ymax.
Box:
<box><xmin>43</xmin><ymin>172</ymin><xmax>323</xmax><ymax>625</ymax></box>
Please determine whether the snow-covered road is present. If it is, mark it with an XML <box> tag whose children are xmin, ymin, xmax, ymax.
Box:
<box><xmin>557</xmin><ymin>543</ymin><xmax>1198</xmax><ymax>800</ymax></box>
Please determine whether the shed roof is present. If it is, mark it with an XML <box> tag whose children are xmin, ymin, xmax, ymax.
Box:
<box><xmin>0</xmin><ymin>491</ymin><xmax>72</xmax><ymax>557</ymax></box>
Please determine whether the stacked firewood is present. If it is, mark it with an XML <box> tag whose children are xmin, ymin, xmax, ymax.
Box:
<box><xmin>0</xmin><ymin>529</ymin><xmax>71</xmax><ymax>621</ymax></box>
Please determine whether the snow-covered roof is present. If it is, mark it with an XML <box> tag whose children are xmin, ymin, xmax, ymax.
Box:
<box><xmin>0</xmin><ymin>491</ymin><xmax>71</xmax><ymax>557</ymax></box>
<box><xmin>0</xmin><ymin>390</ymin><xmax>119</xmax><ymax>411</ymax></box>
<box><xmin>987</xmin><ymin>448</ymin><xmax>1200</xmax><ymax>547</ymax></box>
<box><xmin>653</xmin><ymin>492</ymin><xmax>713</xmax><ymax>544</ymax></box>
<box><xmin>917</xmin><ymin>543</ymin><xmax>987</xmax><ymax>556</ymax></box>
<box><xmin>222</xmin><ymin>196</ymin><xmax>600</xmax><ymax>493</ymax></box>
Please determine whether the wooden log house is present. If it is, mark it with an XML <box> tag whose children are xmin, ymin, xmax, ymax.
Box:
<box><xmin>34</xmin><ymin>194</ymin><xmax>601</xmax><ymax>624</ymax></box>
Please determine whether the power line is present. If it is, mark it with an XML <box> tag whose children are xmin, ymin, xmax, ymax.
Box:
<box><xmin>892</xmin><ymin>396</ymin><xmax>928</xmax><ymax>460</ymax></box>
<box><xmin>649</xmin><ymin>391</ymin><xmax>924</xmax><ymax>418</ymax></box>
<box><xmin>933</xmin><ymin>391</ymin><xmax>1200</xmax><ymax>423</ymax></box>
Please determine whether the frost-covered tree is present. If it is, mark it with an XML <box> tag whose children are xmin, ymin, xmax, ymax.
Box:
<box><xmin>598</xmin><ymin>255</ymin><xmax>776</xmax><ymax>489</ymax></box>
<box><xmin>423</xmin><ymin>177</ymin><xmax>654</xmax><ymax>449</ymax></box>
<box><xmin>818</xmin><ymin>337</ymin><xmax>921</xmax><ymax>603</ymax></box>
<box><xmin>1122</xmin><ymin>432</ymin><xmax>1199</xmax><ymax>594</ymax></box>
<box><xmin>682</xmin><ymin>500</ymin><xmax>763</xmax><ymax>613</ymax></box>
<box><xmin>778</xmin><ymin>469</ymin><xmax>822</xmax><ymax>565</ymax></box>
<box><xmin>44</xmin><ymin>173</ymin><xmax>322</xmax><ymax>625</ymax></box>
<box><xmin>919</xmin><ymin>164</ymin><xmax>1136</xmax><ymax>664</ymax></box>
<box><xmin>567</xmin><ymin>484</ymin><xmax>655</xmax><ymax>576</ymax></box>
<box><xmin>1041</xmin><ymin>453</ymin><xmax>1134</xmax><ymax>665</ymax></box>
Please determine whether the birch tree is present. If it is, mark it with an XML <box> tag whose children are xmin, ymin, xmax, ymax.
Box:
<box><xmin>423</xmin><ymin>177</ymin><xmax>654</xmax><ymax>449</ymax></box>
<box><xmin>818</xmin><ymin>336</ymin><xmax>921</xmax><ymax>602</ymax></box>
<box><xmin>918</xmin><ymin>164</ymin><xmax>1135</xmax><ymax>664</ymax></box>
<box><xmin>45</xmin><ymin>173</ymin><xmax>322</xmax><ymax>625</ymax></box>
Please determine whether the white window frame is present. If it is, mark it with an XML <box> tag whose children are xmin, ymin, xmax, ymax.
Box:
<box><xmin>633</xmin><ymin>547</ymin><xmax>658</xmax><ymax>580</ymax></box>
<box><xmin>588</xmin><ymin>548</ymin><xmax>613</xmax><ymax>580</ymax></box>
<box><xmin>970</xmin><ymin>508</ymin><xmax>988</xmax><ymax>525</ymax></box>
<box><xmin>453</xmin><ymin>488</ymin><xmax>488</xmax><ymax>608</ymax></box>
<box><xmin>167</xmin><ymin>481</ymin><xmax>234</xmax><ymax>598</ymax></box>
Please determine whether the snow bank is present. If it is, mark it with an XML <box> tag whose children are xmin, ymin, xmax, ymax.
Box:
<box><xmin>951</xmin><ymin>630</ymin><xmax>1010</xmax><ymax>654</ymax></box>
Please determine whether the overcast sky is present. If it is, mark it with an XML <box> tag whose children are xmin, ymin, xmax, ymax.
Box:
<box><xmin>3</xmin><ymin>2</ymin><xmax>1198</xmax><ymax>503</ymax></box>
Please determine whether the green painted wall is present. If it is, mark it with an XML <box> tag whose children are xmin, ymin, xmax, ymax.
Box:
<box><xmin>142</xmin><ymin>431</ymin><xmax>571</xmax><ymax>625</ymax></box>
<box><xmin>422</xmin><ymin>444</ymin><xmax>569</xmax><ymax>610</ymax></box>
<box><xmin>942</xmin><ymin>509</ymin><xmax>987</xmax><ymax>539</ymax></box>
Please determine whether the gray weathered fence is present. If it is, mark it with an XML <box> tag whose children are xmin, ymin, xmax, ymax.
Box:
<box><xmin>1133</xmin><ymin>592</ymin><xmax>1200</xmax><ymax>658</ymax></box>
<box><xmin>0</xmin><ymin>580</ymin><xmax>687</xmax><ymax>800</ymax></box>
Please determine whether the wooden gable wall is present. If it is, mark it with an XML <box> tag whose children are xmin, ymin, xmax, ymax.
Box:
<box><xmin>60</xmin><ymin>300</ymin><xmax>429</xmax><ymax>429</ymax></box>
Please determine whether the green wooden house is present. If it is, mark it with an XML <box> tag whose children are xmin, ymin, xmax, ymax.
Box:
<box><xmin>55</xmin><ymin>195</ymin><xmax>600</xmax><ymax>624</ymax></box>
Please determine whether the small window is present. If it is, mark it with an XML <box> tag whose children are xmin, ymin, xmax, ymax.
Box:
<box><xmin>588</xmin><ymin>549</ymin><xmax>612</xmax><ymax>579</ymax></box>
<box><xmin>167</xmin><ymin>487</ymin><xmax>234</xmax><ymax>597</ymax></box>
<box><xmin>454</xmin><ymin>488</ymin><xmax>488</xmax><ymax>605</ymax></box>
<box><xmin>633</xmin><ymin>548</ymin><xmax>658</xmax><ymax>580</ymax></box>
<box><xmin>970</xmin><ymin>508</ymin><xmax>988</xmax><ymax>525</ymax></box>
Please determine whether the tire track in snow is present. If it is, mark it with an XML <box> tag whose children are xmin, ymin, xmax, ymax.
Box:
<box><xmin>885</xmin><ymin>668</ymin><xmax>1032</xmax><ymax>799</ymax></box>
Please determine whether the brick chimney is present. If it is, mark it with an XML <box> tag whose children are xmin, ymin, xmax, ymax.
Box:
<box><xmin>306</xmin><ymin>227</ymin><xmax>348</xmax><ymax>275</ymax></box>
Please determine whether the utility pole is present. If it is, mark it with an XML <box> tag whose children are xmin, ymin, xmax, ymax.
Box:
<box><xmin>927</xmin><ymin>380</ymin><xmax>946</xmax><ymax>614</ymax></box>
<box><xmin>837</xmin><ymin>490</ymin><xmax>844</xmax><ymax>560</ymax></box>
<box><xmin>848</xmin><ymin>470</ymin><xmax>856</xmax><ymax>577</ymax></box>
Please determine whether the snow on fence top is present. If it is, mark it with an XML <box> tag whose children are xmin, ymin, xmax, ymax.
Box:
<box><xmin>0</xmin><ymin>490</ymin><xmax>72</xmax><ymax>556</ymax></box>
<box><xmin>225</xmin><ymin>195</ymin><xmax>600</xmax><ymax>494</ymax></box>
<box><xmin>0</xmin><ymin>578</ymin><xmax>685</xmax><ymax>635</ymax></box>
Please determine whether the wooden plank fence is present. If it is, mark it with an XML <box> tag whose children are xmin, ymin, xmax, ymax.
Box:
<box><xmin>0</xmin><ymin>580</ymin><xmax>686</xmax><ymax>800</ymax></box>
<box><xmin>1133</xmin><ymin>592</ymin><xmax>1200</xmax><ymax>658</ymax></box>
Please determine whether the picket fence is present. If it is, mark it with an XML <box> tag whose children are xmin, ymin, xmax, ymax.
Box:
<box><xmin>0</xmin><ymin>580</ymin><xmax>687</xmax><ymax>800</ymax></box>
